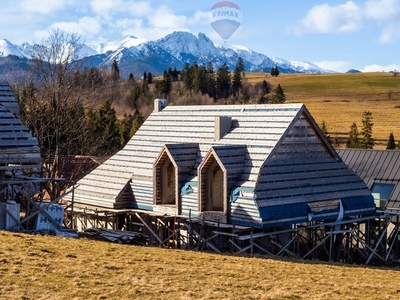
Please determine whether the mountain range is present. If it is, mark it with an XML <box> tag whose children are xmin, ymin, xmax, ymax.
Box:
<box><xmin>0</xmin><ymin>31</ymin><xmax>334</xmax><ymax>79</ymax></box>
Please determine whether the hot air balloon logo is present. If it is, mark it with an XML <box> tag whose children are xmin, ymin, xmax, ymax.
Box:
<box><xmin>210</xmin><ymin>1</ymin><xmax>242</xmax><ymax>42</ymax></box>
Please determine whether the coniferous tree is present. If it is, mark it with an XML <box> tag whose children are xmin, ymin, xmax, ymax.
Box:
<box><xmin>320</xmin><ymin>120</ymin><xmax>331</xmax><ymax>143</ymax></box>
<box><xmin>111</xmin><ymin>59</ymin><xmax>120</xmax><ymax>81</ymax></box>
<box><xmin>360</xmin><ymin>111</ymin><xmax>374</xmax><ymax>149</ymax></box>
<box><xmin>232</xmin><ymin>57</ymin><xmax>244</xmax><ymax>99</ymax></box>
<box><xmin>127</xmin><ymin>73</ymin><xmax>135</xmax><ymax>87</ymax></box>
<box><xmin>257</xmin><ymin>95</ymin><xmax>268</xmax><ymax>104</ymax></box>
<box><xmin>332</xmin><ymin>135</ymin><xmax>340</xmax><ymax>148</ymax></box>
<box><xmin>269</xmin><ymin>84</ymin><xmax>286</xmax><ymax>103</ymax></box>
<box><xmin>147</xmin><ymin>72</ymin><xmax>153</xmax><ymax>84</ymax></box>
<box><xmin>387</xmin><ymin>132</ymin><xmax>396</xmax><ymax>149</ymax></box>
<box><xmin>347</xmin><ymin>122</ymin><xmax>361</xmax><ymax>148</ymax></box>
<box><xmin>181</xmin><ymin>63</ymin><xmax>192</xmax><ymax>90</ymax></box>
<box><xmin>191</xmin><ymin>62</ymin><xmax>201</xmax><ymax>93</ymax></box>
<box><xmin>261</xmin><ymin>79</ymin><xmax>271</xmax><ymax>94</ymax></box>
<box><xmin>167</xmin><ymin>67</ymin><xmax>173</xmax><ymax>78</ymax></box>
<box><xmin>239</xmin><ymin>85</ymin><xmax>250</xmax><ymax>104</ymax></box>
<box><xmin>206</xmin><ymin>62</ymin><xmax>216</xmax><ymax>99</ymax></box>
<box><xmin>88</xmin><ymin>99</ymin><xmax>121</xmax><ymax>154</ymax></box>
<box><xmin>155</xmin><ymin>70</ymin><xmax>172</xmax><ymax>98</ymax></box>
<box><xmin>270</xmin><ymin>66</ymin><xmax>280</xmax><ymax>77</ymax></box>
<box><xmin>216</xmin><ymin>63</ymin><xmax>231</xmax><ymax>99</ymax></box>
<box><xmin>131</xmin><ymin>110</ymin><xmax>144</xmax><ymax>136</ymax></box>
<box><xmin>172</xmin><ymin>67</ymin><xmax>179</xmax><ymax>81</ymax></box>
<box><xmin>118</xmin><ymin>113</ymin><xmax>135</xmax><ymax>145</ymax></box>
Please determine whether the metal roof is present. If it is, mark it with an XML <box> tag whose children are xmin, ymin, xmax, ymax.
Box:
<box><xmin>336</xmin><ymin>149</ymin><xmax>400</xmax><ymax>211</ymax></box>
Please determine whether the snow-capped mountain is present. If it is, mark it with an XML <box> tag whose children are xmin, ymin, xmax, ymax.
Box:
<box><xmin>89</xmin><ymin>35</ymin><xmax>147</xmax><ymax>54</ymax></box>
<box><xmin>0</xmin><ymin>39</ymin><xmax>29</xmax><ymax>58</ymax></box>
<box><xmin>0</xmin><ymin>32</ymin><xmax>334</xmax><ymax>79</ymax></box>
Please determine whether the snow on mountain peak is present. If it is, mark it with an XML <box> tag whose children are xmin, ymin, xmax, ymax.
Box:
<box><xmin>153</xmin><ymin>31</ymin><xmax>218</xmax><ymax>61</ymax></box>
<box><xmin>90</xmin><ymin>35</ymin><xmax>147</xmax><ymax>54</ymax></box>
<box><xmin>0</xmin><ymin>39</ymin><xmax>27</xmax><ymax>58</ymax></box>
<box><xmin>0</xmin><ymin>31</ymin><xmax>336</xmax><ymax>75</ymax></box>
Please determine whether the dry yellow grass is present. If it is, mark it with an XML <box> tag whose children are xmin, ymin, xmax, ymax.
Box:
<box><xmin>1</xmin><ymin>231</ymin><xmax>400</xmax><ymax>300</ymax></box>
<box><xmin>246</xmin><ymin>72</ymin><xmax>400</xmax><ymax>147</ymax></box>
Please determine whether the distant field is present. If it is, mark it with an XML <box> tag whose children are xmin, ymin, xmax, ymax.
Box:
<box><xmin>1</xmin><ymin>231</ymin><xmax>400</xmax><ymax>300</ymax></box>
<box><xmin>246</xmin><ymin>72</ymin><xmax>400</xmax><ymax>148</ymax></box>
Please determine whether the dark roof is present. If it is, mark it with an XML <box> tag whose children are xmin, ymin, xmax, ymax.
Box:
<box><xmin>336</xmin><ymin>149</ymin><xmax>400</xmax><ymax>211</ymax></box>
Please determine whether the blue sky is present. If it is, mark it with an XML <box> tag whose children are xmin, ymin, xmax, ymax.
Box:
<box><xmin>0</xmin><ymin>0</ymin><xmax>399</xmax><ymax>72</ymax></box>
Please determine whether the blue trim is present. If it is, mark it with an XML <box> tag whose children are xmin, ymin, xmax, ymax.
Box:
<box><xmin>130</xmin><ymin>203</ymin><xmax>153</xmax><ymax>211</ymax></box>
<box><xmin>181</xmin><ymin>181</ymin><xmax>196</xmax><ymax>196</ymax></box>
<box><xmin>256</xmin><ymin>194</ymin><xmax>376</xmax><ymax>228</ymax></box>
<box><xmin>230</xmin><ymin>186</ymin><xmax>255</xmax><ymax>202</ymax></box>
<box><xmin>231</xmin><ymin>219</ymin><xmax>262</xmax><ymax>228</ymax></box>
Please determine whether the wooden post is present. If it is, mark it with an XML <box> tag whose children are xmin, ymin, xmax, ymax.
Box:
<box><xmin>250</xmin><ymin>230</ymin><xmax>254</xmax><ymax>255</ymax></box>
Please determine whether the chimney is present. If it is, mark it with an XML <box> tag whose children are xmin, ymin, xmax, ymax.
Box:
<box><xmin>154</xmin><ymin>99</ymin><xmax>168</xmax><ymax>113</ymax></box>
<box><xmin>215</xmin><ymin>116</ymin><xmax>232</xmax><ymax>141</ymax></box>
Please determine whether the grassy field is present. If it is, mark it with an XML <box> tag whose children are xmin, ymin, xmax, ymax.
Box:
<box><xmin>1</xmin><ymin>230</ymin><xmax>400</xmax><ymax>300</ymax></box>
<box><xmin>246</xmin><ymin>72</ymin><xmax>400</xmax><ymax>148</ymax></box>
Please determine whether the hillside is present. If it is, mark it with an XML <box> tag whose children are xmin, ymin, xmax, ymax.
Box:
<box><xmin>243</xmin><ymin>72</ymin><xmax>400</xmax><ymax>148</ymax></box>
<box><xmin>0</xmin><ymin>230</ymin><xmax>399</xmax><ymax>299</ymax></box>
<box><xmin>104</xmin><ymin>71</ymin><xmax>400</xmax><ymax>148</ymax></box>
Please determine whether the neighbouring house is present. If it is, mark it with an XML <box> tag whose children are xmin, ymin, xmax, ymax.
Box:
<box><xmin>336</xmin><ymin>149</ymin><xmax>400</xmax><ymax>212</ymax></box>
<box><xmin>0</xmin><ymin>81</ymin><xmax>41</xmax><ymax>177</ymax></box>
<box><xmin>0</xmin><ymin>82</ymin><xmax>42</xmax><ymax>230</ymax></box>
<box><xmin>67</xmin><ymin>100</ymin><xmax>375</xmax><ymax>228</ymax></box>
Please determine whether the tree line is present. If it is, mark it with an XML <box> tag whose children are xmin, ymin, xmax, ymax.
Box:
<box><xmin>321</xmin><ymin>111</ymin><xmax>400</xmax><ymax>149</ymax></box>
<box><xmin>9</xmin><ymin>30</ymin><xmax>288</xmax><ymax>196</ymax></box>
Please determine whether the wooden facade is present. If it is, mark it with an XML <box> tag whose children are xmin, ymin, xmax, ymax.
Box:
<box><xmin>68</xmin><ymin>101</ymin><xmax>375</xmax><ymax>228</ymax></box>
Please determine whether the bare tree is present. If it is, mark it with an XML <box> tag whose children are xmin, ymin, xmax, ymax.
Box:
<box><xmin>14</xmin><ymin>30</ymin><xmax>100</xmax><ymax>196</ymax></box>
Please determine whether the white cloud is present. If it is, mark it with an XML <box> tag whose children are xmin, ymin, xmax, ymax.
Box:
<box><xmin>362</xmin><ymin>64</ymin><xmax>400</xmax><ymax>72</ymax></box>
<box><xmin>192</xmin><ymin>10</ymin><xmax>213</xmax><ymax>25</ymax></box>
<box><xmin>49</xmin><ymin>17</ymin><xmax>102</xmax><ymax>38</ymax></box>
<box><xmin>90</xmin><ymin>0</ymin><xmax>151</xmax><ymax>19</ymax></box>
<box><xmin>19</xmin><ymin>0</ymin><xmax>67</xmax><ymax>14</ymax></box>
<box><xmin>365</xmin><ymin>0</ymin><xmax>400</xmax><ymax>20</ymax></box>
<box><xmin>379</xmin><ymin>21</ymin><xmax>400</xmax><ymax>43</ymax></box>
<box><xmin>312</xmin><ymin>60</ymin><xmax>353</xmax><ymax>73</ymax></box>
<box><xmin>295</xmin><ymin>0</ymin><xmax>400</xmax><ymax>43</ymax></box>
<box><xmin>114</xmin><ymin>5</ymin><xmax>193</xmax><ymax>40</ymax></box>
<box><xmin>127</xmin><ymin>1</ymin><xmax>152</xmax><ymax>17</ymax></box>
<box><xmin>296</xmin><ymin>1</ymin><xmax>363</xmax><ymax>34</ymax></box>
<box><xmin>148</xmin><ymin>6</ymin><xmax>188</xmax><ymax>29</ymax></box>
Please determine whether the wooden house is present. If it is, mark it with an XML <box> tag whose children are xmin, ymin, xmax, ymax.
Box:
<box><xmin>0</xmin><ymin>82</ymin><xmax>41</xmax><ymax>229</ymax></box>
<box><xmin>337</xmin><ymin>149</ymin><xmax>400</xmax><ymax>212</ymax></box>
<box><xmin>0</xmin><ymin>82</ymin><xmax>41</xmax><ymax>176</ymax></box>
<box><xmin>68</xmin><ymin>100</ymin><xmax>375</xmax><ymax>228</ymax></box>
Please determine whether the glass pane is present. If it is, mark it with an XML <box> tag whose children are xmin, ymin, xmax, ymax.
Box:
<box><xmin>371</xmin><ymin>183</ymin><xmax>395</xmax><ymax>200</ymax></box>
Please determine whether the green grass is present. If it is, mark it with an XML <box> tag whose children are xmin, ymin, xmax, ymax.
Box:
<box><xmin>1</xmin><ymin>231</ymin><xmax>400</xmax><ymax>299</ymax></box>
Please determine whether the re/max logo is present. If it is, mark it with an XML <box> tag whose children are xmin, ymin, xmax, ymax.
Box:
<box><xmin>213</xmin><ymin>11</ymin><xmax>239</xmax><ymax>18</ymax></box>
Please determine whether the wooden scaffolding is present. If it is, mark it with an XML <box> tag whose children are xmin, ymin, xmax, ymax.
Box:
<box><xmin>70</xmin><ymin>206</ymin><xmax>400</xmax><ymax>266</ymax></box>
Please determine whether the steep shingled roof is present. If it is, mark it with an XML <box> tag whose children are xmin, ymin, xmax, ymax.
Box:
<box><xmin>68</xmin><ymin>102</ymin><xmax>374</xmax><ymax>229</ymax></box>
<box><xmin>0</xmin><ymin>82</ymin><xmax>41</xmax><ymax>170</ymax></box>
